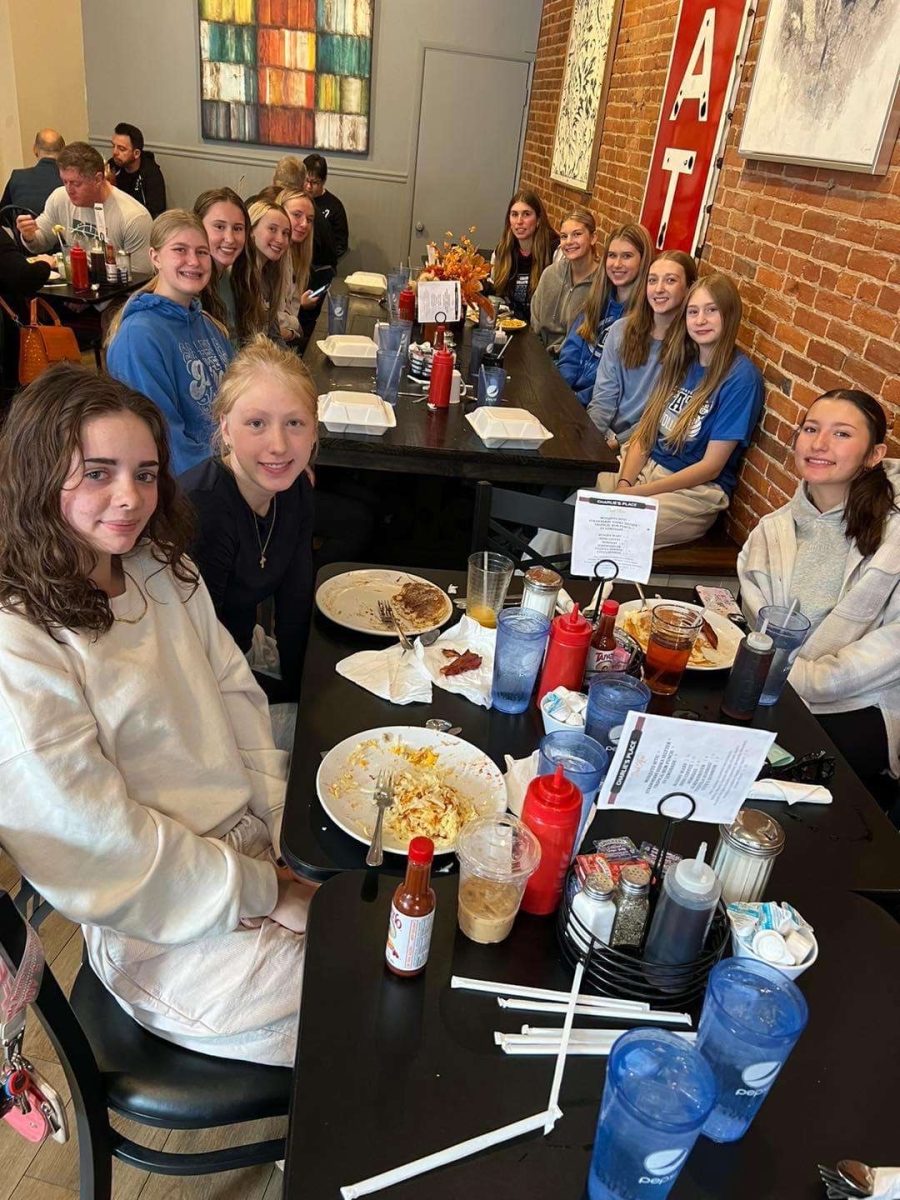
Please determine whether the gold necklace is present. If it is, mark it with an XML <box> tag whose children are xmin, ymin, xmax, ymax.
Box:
<box><xmin>254</xmin><ymin>496</ymin><xmax>277</xmax><ymax>569</ymax></box>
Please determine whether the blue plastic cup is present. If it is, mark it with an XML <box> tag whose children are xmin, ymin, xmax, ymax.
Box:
<box><xmin>468</xmin><ymin>328</ymin><xmax>494</xmax><ymax>382</ymax></box>
<box><xmin>386</xmin><ymin>269</ymin><xmax>407</xmax><ymax>320</ymax></box>
<box><xmin>479</xmin><ymin>300</ymin><xmax>498</xmax><ymax>330</ymax></box>
<box><xmin>375</xmin><ymin>348</ymin><xmax>403</xmax><ymax>404</ymax></box>
<box><xmin>477</xmin><ymin>364</ymin><xmax>506</xmax><ymax>406</ymax></box>
<box><xmin>379</xmin><ymin>320</ymin><xmax>412</xmax><ymax>357</ymax></box>
<box><xmin>587</xmin><ymin>1028</ymin><xmax>717</xmax><ymax>1200</ymax></box>
<box><xmin>491</xmin><ymin>608</ymin><xmax>550</xmax><ymax>714</ymax></box>
<box><xmin>697</xmin><ymin>957</ymin><xmax>808</xmax><ymax>1142</ymax></box>
<box><xmin>585</xmin><ymin>673</ymin><xmax>652</xmax><ymax>757</ymax></box>
<box><xmin>756</xmin><ymin>605</ymin><xmax>812</xmax><ymax>706</ymax></box>
<box><xmin>538</xmin><ymin>731</ymin><xmax>608</xmax><ymax>832</ymax></box>
<box><xmin>327</xmin><ymin>292</ymin><xmax>348</xmax><ymax>335</ymax></box>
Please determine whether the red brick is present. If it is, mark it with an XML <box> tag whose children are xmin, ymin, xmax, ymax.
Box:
<box><xmin>866</xmin><ymin>338</ymin><xmax>900</xmax><ymax>376</ymax></box>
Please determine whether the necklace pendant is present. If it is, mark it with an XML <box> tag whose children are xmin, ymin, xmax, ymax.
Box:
<box><xmin>260</xmin><ymin>554</ymin><xmax>266</xmax><ymax>569</ymax></box>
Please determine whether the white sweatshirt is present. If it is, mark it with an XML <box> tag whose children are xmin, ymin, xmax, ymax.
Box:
<box><xmin>0</xmin><ymin>547</ymin><xmax>286</xmax><ymax>944</ymax></box>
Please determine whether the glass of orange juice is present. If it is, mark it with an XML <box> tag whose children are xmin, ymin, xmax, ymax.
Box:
<box><xmin>466</xmin><ymin>551</ymin><xmax>514</xmax><ymax>628</ymax></box>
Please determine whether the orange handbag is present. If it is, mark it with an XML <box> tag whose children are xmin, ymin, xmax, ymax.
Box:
<box><xmin>0</xmin><ymin>295</ymin><xmax>81</xmax><ymax>384</ymax></box>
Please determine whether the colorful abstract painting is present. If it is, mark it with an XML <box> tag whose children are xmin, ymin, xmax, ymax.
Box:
<box><xmin>198</xmin><ymin>0</ymin><xmax>373</xmax><ymax>153</ymax></box>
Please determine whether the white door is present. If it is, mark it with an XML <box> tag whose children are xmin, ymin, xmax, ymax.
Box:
<box><xmin>408</xmin><ymin>48</ymin><xmax>531</xmax><ymax>263</ymax></box>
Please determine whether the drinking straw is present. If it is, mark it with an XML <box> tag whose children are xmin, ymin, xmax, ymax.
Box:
<box><xmin>785</xmin><ymin>597</ymin><xmax>800</xmax><ymax>624</ymax></box>
<box><xmin>450</xmin><ymin>975</ymin><xmax>650</xmax><ymax>1011</ymax></box>
<box><xmin>759</xmin><ymin>618</ymin><xmax>769</xmax><ymax>636</ymax></box>
<box><xmin>497</xmin><ymin>997</ymin><xmax>692</xmax><ymax>1026</ymax></box>
<box><xmin>545</xmin><ymin>957</ymin><xmax>584</xmax><ymax>1131</ymax></box>
<box><xmin>494</xmin><ymin>335</ymin><xmax>513</xmax><ymax>361</ymax></box>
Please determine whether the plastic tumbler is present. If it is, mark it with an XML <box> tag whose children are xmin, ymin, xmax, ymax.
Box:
<box><xmin>379</xmin><ymin>320</ymin><xmax>412</xmax><ymax>357</ymax></box>
<box><xmin>455</xmin><ymin>814</ymin><xmax>541</xmax><ymax>944</ymax></box>
<box><xmin>491</xmin><ymin>608</ymin><xmax>550</xmax><ymax>714</ymax></box>
<box><xmin>466</xmin><ymin>550</ymin><xmax>514</xmax><ymax>628</ymax></box>
<box><xmin>644</xmin><ymin>603</ymin><xmax>703</xmax><ymax>695</ymax></box>
<box><xmin>327</xmin><ymin>292</ymin><xmax>348</xmax><ymax>335</ymax></box>
<box><xmin>587</xmin><ymin>1028</ymin><xmax>717</xmax><ymax>1200</ymax></box>
<box><xmin>538</xmin><ymin>731</ymin><xmax>608</xmax><ymax>832</ymax></box>
<box><xmin>756</xmin><ymin>605</ymin><xmax>812</xmax><ymax>706</ymax></box>
<box><xmin>468</xmin><ymin>328</ymin><xmax>494</xmax><ymax>382</ymax></box>
<box><xmin>696</xmin><ymin>957</ymin><xmax>808</xmax><ymax>1142</ymax></box>
<box><xmin>386</xmin><ymin>269</ymin><xmax>408</xmax><ymax>320</ymax></box>
<box><xmin>477</xmin><ymin>364</ymin><xmax>506</xmax><ymax>406</ymax></box>
<box><xmin>585</xmin><ymin>673</ymin><xmax>652</xmax><ymax>757</ymax></box>
<box><xmin>375</xmin><ymin>348</ymin><xmax>403</xmax><ymax>404</ymax></box>
<box><xmin>479</xmin><ymin>298</ymin><xmax>499</xmax><ymax>330</ymax></box>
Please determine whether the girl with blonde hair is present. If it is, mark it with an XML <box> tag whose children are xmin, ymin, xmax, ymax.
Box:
<box><xmin>276</xmin><ymin>186</ymin><xmax>321</xmax><ymax>347</ymax></box>
<box><xmin>530</xmin><ymin>205</ymin><xmax>600</xmax><ymax>354</ymax></box>
<box><xmin>106</xmin><ymin>209</ymin><xmax>233</xmax><ymax>475</ymax></box>
<box><xmin>193</xmin><ymin>187</ymin><xmax>264</xmax><ymax>343</ymax></box>
<box><xmin>247</xmin><ymin>199</ymin><xmax>293</xmax><ymax>340</ymax></box>
<box><xmin>490</xmin><ymin>188</ymin><xmax>559</xmax><ymax>323</ymax></box>
<box><xmin>557</xmin><ymin>223</ymin><xmax>654</xmax><ymax>405</ymax></box>
<box><xmin>597</xmin><ymin>273</ymin><xmax>764</xmax><ymax>546</ymax></box>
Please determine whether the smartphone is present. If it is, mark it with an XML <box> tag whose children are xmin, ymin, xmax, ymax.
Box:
<box><xmin>695</xmin><ymin>585</ymin><xmax>747</xmax><ymax>627</ymax></box>
<box><xmin>308</xmin><ymin>283</ymin><xmax>329</xmax><ymax>299</ymax></box>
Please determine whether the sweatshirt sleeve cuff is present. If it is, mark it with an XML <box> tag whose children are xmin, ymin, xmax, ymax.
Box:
<box><xmin>239</xmin><ymin>855</ymin><xmax>279</xmax><ymax>921</ymax></box>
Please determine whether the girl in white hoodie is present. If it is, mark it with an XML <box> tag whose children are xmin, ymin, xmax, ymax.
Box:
<box><xmin>738</xmin><ymin>389</ymin><xmax>900</xmax><ymax>814</ymax></box>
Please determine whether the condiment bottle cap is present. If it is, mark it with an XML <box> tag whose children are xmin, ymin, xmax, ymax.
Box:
<box><xmin>719</xmin><ymin>808</ymin><xmax>785</xmax><ymax>857</ymax></box>
<box><xmin>600</xmin><ymin>599</ymin><xmax>619</xmax><ymax>616</ymax></box>
<box><xmin>582</xmin><ymin>870</ymin><xmax>614</xmax><ymax>900</ymax></box>
<box><xmin>674</xmin><ymin>841</ymin><xmax>717</xmax><ymax>895</ymax></box>
<box><xmin>558</xmin><ymin>602</ymin><xmax>590</xmax><ymax>631</ymax></box>
<box><xmin>408</xmin><ymin>836</ymin><xmax>435</xmax><ymax>865</ymax></box>
<box><xmin>746</xmin><ymin>630</ymin><xmax>774</xmax><ymax>653</ymax></box>
<box><xmin>536</xmin><ymin>764</ymin><xmax>580</xmax><ymax>807</ymax></box>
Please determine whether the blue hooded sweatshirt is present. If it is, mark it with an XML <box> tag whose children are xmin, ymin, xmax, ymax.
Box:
<box><xmin>556</xmin><ymin>296</ymin><xmax>627</xmax><ymax>406</ymax></box>
<box><xmin>106</xmin><ymin>293</ymin><xmax>234</xmax><ymax>476</ymax></box>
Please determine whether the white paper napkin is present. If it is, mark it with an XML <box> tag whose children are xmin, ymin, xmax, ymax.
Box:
<box><xmin>746</xmin><ymin>779</ymin><xmax>833</xmax><ymax>805</ymax></box>
<box><xmin>873</xmin><ymin>1167</ymin><xmax>900</xmax><ymax>1199</ymax></box>
<box><xmin>503</xmin><ymin>751</ymin><xmax>540</xmax><ymax>816</ymax></box>
<box><xmin>557</xmin><ymin>582</ymin><xmax>610</xmax><ymax>616</ymax></box>
<box><xmin>336</xmin><ymin>643</ymin><xmax>432</xmax><ymax>704</ymax></box>
<box><xmin>414</xmin><ymin>615</ymin><xmax>496</xmax><ymax>708</ymax></box>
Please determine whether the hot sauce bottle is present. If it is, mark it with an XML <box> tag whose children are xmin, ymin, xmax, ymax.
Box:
<box><xmin>385</xmin><ymin>836</ymin><xmax>436</xmax><ymax>977</ymax></box>
<box><xmin>584</xmin><ymin>599</ymin><xmax>621</xmax><ymax>683</ymax></box>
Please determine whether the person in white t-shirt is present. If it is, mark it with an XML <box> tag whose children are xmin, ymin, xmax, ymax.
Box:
<box><xmin>15</xmin><ymin>141</ymin><xmax>152</xmax><ymax>274</ymax></box>
<box><xmin>0</xmin><ymin>363</ymin><xmax>315</xmax><ymax>1066</ymax></box>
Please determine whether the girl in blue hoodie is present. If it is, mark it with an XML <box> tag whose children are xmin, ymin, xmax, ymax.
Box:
<box><xmin>107</xmin><ymin>210</ymin><xmax>234</xmax><ymax>475</ymax></box>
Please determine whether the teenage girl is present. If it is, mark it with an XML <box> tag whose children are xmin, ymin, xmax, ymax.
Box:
<box><xmin>587</xmin><ymin>249</ymin><xmax>697</xmax><ymax>443</ymax></box>
<box><xmin>106</xmin><ymin>210</ymin><xmax>234</xmax><ymax>476</ymax></box>
<box><xmin>738</xmin><ymin>389</ymin><xmax>900</xmax><ymax>813</ymax></box>
<box><xmin>489</xmin><ymin>189</ymin><xmax>559</xmax><ymax>323</ymax></box>
<box><xmin>180</xmin><ymin>335</ymin><xmax>316</xmax><ymax>708</ymax></box>
<box><xmin>277</xmin><ymin>186</ymin><xmax>320</xmax><ymax>349</ymax></box>
<box><xmin>247</xmin><ymin>199</ymin><xmax>293</xmax><ymax>341</ymax></box>
<box><xmin>193</xmin><ymin>187</ymin><xmax>263</xmax><ymax>345</ymax></box>
<box><xmin>530</xmin><ymin>206</ymin><xmax>599</xmax><ymax>354</ymax></box>
<box><xmin>557</xmin><ymin>224</ymin><xmax>653</xmax><ymax>405</ymax></box>
<box><xmin>0</xmin><ymin>364</ymin><xmax>314</xmax><ymax>1066</ymax></box>
<box><xmin>596</xmin><ymin>273</ymin><xmax>764</xmax><ymax>546</ymax></box>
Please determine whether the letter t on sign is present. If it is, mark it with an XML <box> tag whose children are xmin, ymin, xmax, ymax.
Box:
<box><xmin>656</xmin><ymin>148</ymin><xmax>696</xmax><ymax>250</ymax></box>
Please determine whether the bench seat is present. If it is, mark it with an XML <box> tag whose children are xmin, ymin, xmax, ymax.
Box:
<box><xmin>652</xmin><ymin>516</ymin><xmax>739</xmax><ymax>577</ymax></box>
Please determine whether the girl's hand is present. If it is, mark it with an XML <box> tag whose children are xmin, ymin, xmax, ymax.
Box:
<box><xmin>269</xmin><ymin>874</ymin><xmax>319</xmax><ymax>933</ymax></box>
<box><xmin>299</xmin><ymin>289</ymin><xmax>319</xmax><ymax>309</ymax></box>
<box><xmin>279</xmin><ymin>325</ymin><xmax>296</xmax><ymax>342</ymax></box>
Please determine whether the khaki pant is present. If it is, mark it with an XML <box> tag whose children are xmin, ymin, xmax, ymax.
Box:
<box><xmin>595</xmin><ymin>460</ymin><xmax>729</xmax><ymax>548</ymax></box>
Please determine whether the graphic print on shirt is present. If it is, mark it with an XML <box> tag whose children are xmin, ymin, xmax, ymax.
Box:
<box><xmin>179</xmin><ymin>337</ymin><xmax>228</xmax><ymax>411</ymax></box>
<box><xmin>512</xmin><ymin>267</ymin><xmax>531</xmax><ymax>310</ymax></box>
<box><xmin>71</xmin><ymin>217</ymin><xmax>98</xmax><ymax>241</ymax></box>
<box><xmin>591</xmin><ymin>314</ymin><xmax>618</xmax><ymax>360</ymax></box>
<box><xmin>659</xmin><ymin>384</ymin><xmax>712</xmax><ymax>442</ymax></box>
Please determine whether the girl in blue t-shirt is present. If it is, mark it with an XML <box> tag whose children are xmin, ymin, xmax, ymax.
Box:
<box><xmin>556</xmin><ymin>223</ymin><xmax>653</xmax><ymax>405</ymax></box>
<box><xmin>597</xmin><ymin>273</ymin><xmax>764</xmax><ymax>547</ymax></box>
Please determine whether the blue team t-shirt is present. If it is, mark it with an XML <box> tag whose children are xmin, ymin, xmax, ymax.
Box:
<box><xmin>650</xmin><ymin>352</ymin><xmax>764</xmax><ymax>496</ymax></box>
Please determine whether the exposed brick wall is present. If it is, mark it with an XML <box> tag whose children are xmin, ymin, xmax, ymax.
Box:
<box><xmin>520</xmin><ymin>0</ymin><xmax>900</xmax><ymax>543</ymax></box>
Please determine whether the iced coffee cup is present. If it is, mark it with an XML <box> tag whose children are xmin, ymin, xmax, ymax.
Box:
<box><xmin>456</xmin><ymin>814</ymin><xmax>541</xmax><ymax>944</ymax></box>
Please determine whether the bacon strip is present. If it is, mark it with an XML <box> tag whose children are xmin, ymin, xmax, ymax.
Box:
<box><xmin>440</xmin><ymin>649</ymin><xmax>483</xmax><ymax>676</ymax></box>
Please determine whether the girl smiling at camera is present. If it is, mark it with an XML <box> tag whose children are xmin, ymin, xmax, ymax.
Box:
<box><xmin>530</xmin><ymin>206</ymin><xmax>599</xmax><ymax>354</ymax></box>
<box><xmin>194</xmin><ymin>187</ymin><xmax>263</xmax><ymax>344</ymax></box>
<box><xmin>489</xmin><ymin>189</ymin><xmax>559</xmax><ymax>323</ymax></box>
<box><xmin>248</xmin><ymin>199</ymin><xmax>293</xmax><ymax>340</ymax></box>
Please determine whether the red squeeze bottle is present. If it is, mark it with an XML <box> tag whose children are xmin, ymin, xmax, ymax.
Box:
<box><xmin>69</xmin><ymin>245</ymin><xmax>90</xmax><ymax>291</ymax></box>
<box><xmin>520</xmin><ymin>765</ymin><xmax>583</xmax><ymax>916</ymax></box>
<box><xmin>427</xmin><ymin>325</ymin><xmax>453</xmax><ymax>410</ymax></box>
<box><xmin>535</xmin><ymin>602</ymin><xmax>592</xmax><ymax>705</ymax></box>
<box><xmin>397</xmin><ymin>285</ymin><xmax>416</xmax><ymax>323</ymax></box>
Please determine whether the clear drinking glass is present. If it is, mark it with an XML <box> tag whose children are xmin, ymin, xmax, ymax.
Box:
<box><xmin>466</xmin><ymin>551</ymin><xmax>514</xmax><ymax>628</ymax></box>
<box><xmin>644</xmin><ymin>603</ymin><xmax>703</xmax><ymax>695</ymax></box>
<box><xmin>756</xmin><ymin>605</ymin><xmax>812</xmax><ymax>706</ymax></box>
<box><xmin>491</xmin><ymin>608</ymin><xmax>550</xmax><ymax>714</ymax></box>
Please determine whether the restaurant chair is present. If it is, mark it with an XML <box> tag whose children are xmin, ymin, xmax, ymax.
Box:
<box><xmin>0</xmin><ymin>883</ymin><xmax>291</xmax><ymax>1200</ymax></box>
<box><xmin>471</xmin><ymin>479</ymin><xmax>575</xmax><ymax>577</ymax></box>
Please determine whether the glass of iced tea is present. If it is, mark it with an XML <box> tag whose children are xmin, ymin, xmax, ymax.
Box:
<box><xmin>466</xmin><ymin>551</ymin><xmax>514</xmax><ymax>628</ymax></box>
<box><xmin>644</xmin><ymin>603</ymin><xmax>703</xmax><ymax>695</ymax></box>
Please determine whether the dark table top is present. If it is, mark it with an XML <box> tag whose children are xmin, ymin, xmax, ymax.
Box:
<box><xmin>303</xmin><ymin>294</ymin><xmax>617</xmax><ymax>485</ymax></box>
<box><xmin>284</xmin><ymin>875</ymin><xmax>900</xmax><ymax>1198</ymax></box>
<box><xmin>281</xmin><ymin>564</ymin><xmax>900</xmax><ymax>894</ymax></box>
<box><xmin>39</xmin><ymin>271</ymin><xmax>151</xmax><ymax>304</ymax></box>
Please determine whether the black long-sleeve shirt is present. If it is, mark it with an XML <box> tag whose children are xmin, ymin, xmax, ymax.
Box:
<box><xmin>314</xmin><ymin>189</ymin><xmax>349</xmax><ymax>259</ymax></box>
<box><xmin>180</xmin><ymin>456</ymin><xmax>314</xmax><ymax>703</ymax></box>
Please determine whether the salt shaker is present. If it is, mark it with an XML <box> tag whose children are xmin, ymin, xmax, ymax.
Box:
<box><xmin>566</xmin><ymin>870</ymin><xmax>617</xmax><ymax>954</ymax></box>
<box><xmin>610</xmin><ymin>863</ymin><xmax>651</xmax><ymax>949</ymax></box>
<box><xmin>711</xmin><ymin>808</ymin><xmax>785</xmax><ymax>903</ymax></box>
<box><xmin>521</xmin><ymin>566</ymin><xmax>563</xmax><ymax>620</ymax></box>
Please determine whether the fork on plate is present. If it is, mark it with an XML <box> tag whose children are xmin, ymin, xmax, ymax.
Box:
<box><xmin>377</xmin><ymin>599</ymin><xmax>414</xmax><ymax>651</ymax></box>
<box><xmin>365</xmin><ymin>770</ymin><xmax>395</xmax><ymax>867</ymax></box>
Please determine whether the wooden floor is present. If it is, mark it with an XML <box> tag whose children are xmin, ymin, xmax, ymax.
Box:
<box><xmin>0</xmin><ymin>856</ymin><xmax>285</xmax><ymax>1200</ymax></box>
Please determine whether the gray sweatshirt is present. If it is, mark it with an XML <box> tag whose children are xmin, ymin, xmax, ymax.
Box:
<box><xmin>530</xmin><ymin>258</ymin><xmax>597</xmax><ymax>354</ymax></box>
<box><xmin>789</xmin><ymin>485</ymin><xmax>850</xmax><ymax>629</ymax></box>
<box><xmin>586</xmin><ymin>318</ymin><xmax>663</xmax><ymax>442</ymax></box>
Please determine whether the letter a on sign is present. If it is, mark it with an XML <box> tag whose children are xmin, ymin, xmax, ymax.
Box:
<box><xmin>670</xmin><ymin>9</ymin><xmax>715</xmax><ymax>121</ymax></box>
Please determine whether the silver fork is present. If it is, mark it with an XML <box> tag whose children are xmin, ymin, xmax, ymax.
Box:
<box><xmin>377</xmin><ymin>599</ymin><xmax>414</xmax><ymax>651</ymax></box>
<box><xmin>366</xmin><ymin>770</ymin><xmax>394</xmax><ymax>867</ymax></box>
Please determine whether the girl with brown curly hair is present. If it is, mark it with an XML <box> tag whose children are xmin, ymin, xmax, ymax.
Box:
<box><xmin>0</xmin><ymin>364</ymin><xmax>313</xmax><ymax>1066</ymax></box>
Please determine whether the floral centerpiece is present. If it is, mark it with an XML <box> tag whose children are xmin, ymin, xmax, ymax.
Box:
<box><xmin>418</xmin><ymin>228</ymin><xmax>494</xmax><ymax>318</ymax></box>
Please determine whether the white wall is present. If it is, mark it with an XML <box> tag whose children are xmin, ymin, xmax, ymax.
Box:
<box><xmin>80</xmin><ymin>0</ymin><xmax>542</xmax><ymax>271</ymax></box>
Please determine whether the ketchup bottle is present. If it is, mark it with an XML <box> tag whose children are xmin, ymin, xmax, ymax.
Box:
<box><xmin>397</xmin><ymin>285</ymin><xmax>416</xmax><ymax>323</ymax></box>
<box><xmin>385</xmin><ymin>836</ymin><xmax>436</xmax><ymax>977</ymax></box>
<box><xmin>427</xmin><ymin>325</ymin><xmax>453</xmax><ymax>410</ymax></box>
<box><xmin>520</xmin><ymin>765</ymin><xmax>583</xmax><ymax>916</ymax></box>
<box><xmin>535</xmin><ymin>602</ymin><xmax>592</xmax><ymax>705</ymax></box>
<box><xmin>69</xmin><ymin>244</ymin><xmax>90</xmax><ymax>292</ymax></box>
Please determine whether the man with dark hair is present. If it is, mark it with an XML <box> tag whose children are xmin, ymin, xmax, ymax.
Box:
<box><xmin>1</xmin><ymin>129</ymin><xmax>65</xmax><ymax>213</ymax></box>
<box><xmin>303</xmin><ymin>152</ymin><xmax>349</xmax><ymax>259</ymax></box>
<box><xmin>106</xmin><ymin>122</ymin><xmax>167</xmax><ymax>218</ymax></box>
<box><xmin>15</xmin><ymin>142</ymin><xmax>152</xmax><ymax>272</ymax></box>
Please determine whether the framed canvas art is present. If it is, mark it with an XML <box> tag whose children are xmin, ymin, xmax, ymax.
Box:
<box><xmin>739</xmin><ymin>0</ymin><xmax>900</xmax><ymax>174</ymax></box>
<box><xmin>550</xmin><ymin>0</ymin><xmax>624</xmax><ymax>191</ymax></box>
<box><xmin>198</xmin><ymin>0</ymin><xmax>374</xmax><ymax>153</ymax></box>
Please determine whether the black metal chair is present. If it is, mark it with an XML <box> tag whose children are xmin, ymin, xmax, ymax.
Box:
<box><xmin>0</xmin><ymin>883</ymin><xmax>291</xmax><ymax>1199</ymax></box>
<box><xmin>470</xmin><ymin>479</ymin><xmax>576</xmax><ymax>577</ymax></box>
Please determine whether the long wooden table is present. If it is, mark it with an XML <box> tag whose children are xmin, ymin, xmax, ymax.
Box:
<box><xmin>303</xmin><ymin>294</ymin><xmax>618</xmax><ymax>486</ymax></box>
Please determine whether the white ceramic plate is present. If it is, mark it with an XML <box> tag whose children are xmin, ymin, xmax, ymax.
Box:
<box><xmin>615</xmin><ymin>599</ymin><xmax>742</xmax><ymax>671</ymax></box>
<box><xmin>315</xmin><ymin>568</ymin><xmax>453</xmax><ymax>637</ymax></box>
<box><xmin>317</xmin><ymin>726</ymin><xmax>507</xmax><ymax>855</ymax></box>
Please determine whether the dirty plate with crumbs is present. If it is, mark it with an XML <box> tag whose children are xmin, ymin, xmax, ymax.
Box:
<box><xmin>316</xmin><ymin>726</ymin><xmax>506</xmax><ymax>855</ymax></box>
<box><xmin>315</xmin><ymin>569</ymin><xmax>452</xmax><ymax>637</ymax></box>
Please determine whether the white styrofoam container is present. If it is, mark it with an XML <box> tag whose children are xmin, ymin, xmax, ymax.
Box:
<box><xmin>317</xmin><ymin>392</ymin><xmax>397</xmax><ymax>436</ymax></box>
<box><xmin>317</xmin><ymin>335</ymin><xmax>378</xmax><ymax>368</ymax></box>
<box><xmin>344</xmin><ymin>271</ymin><xmax>387</xmax><ymax>296</ymax></box>
<box><xmin>465</xmin><ymin>406</ymin><xmax>553</xmax><ymax>450</ymax></box>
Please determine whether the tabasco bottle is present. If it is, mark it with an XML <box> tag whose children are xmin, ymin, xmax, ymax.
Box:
<box><xmin>385</xmin><ymin>837</ymin><xmax>436</xmax><ymax>977</ymax></box>
<box><xmin>584</xmin><ymin>599</ymin><xmax>620</xmax><ymax>684</ymax></box>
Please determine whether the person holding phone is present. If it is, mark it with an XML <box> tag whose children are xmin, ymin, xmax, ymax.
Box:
<box><xmin>276</xmin><ymin>187</ymin><xmax>323</xmax><ymax>350</ymax></box>
<box><xmin>247</xmin><ymin>199</ymin><xmax>293</xmax><ymax>340</ymax></box>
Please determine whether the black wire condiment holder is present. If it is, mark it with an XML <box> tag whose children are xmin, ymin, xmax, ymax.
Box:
<box><xmin>556</xmin><ymin>793</ymin><xmax>729</xmax><ymax>1008</ymax></box>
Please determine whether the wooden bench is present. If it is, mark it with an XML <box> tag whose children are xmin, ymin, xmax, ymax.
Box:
<box><xmin>651</xmin><ymin>514</ymin><xmax>740</xmax><ymax>577</ymax></box>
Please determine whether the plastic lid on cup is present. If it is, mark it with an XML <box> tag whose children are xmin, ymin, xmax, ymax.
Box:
<box><xmin>456</xmin><ymin>813</ymin><xmax>541</xmax><ymax>881</ymax></box>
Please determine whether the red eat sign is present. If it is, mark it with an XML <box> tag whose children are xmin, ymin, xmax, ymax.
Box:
<box><xmin>640</xmin><ymin>0</ymin><xmax>754</xmax><ymax>255</ymax></box>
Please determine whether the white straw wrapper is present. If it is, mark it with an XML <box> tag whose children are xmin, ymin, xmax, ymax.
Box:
<box><xmin>497</xmin><ymin>997</ymin><xmax>692</xmax><ymax>1026</ymax></box>
<box><xmin>451</xmin><ymin>975</ymin><xmax>650</xmax><ymax>1012</ymax></box>
<box><xmin>545</xmin><ymin>958</ymin><xmax>584</xmax><ymax>1132</ymax></box>
<box><xmin>339</xmin><ymin>1106</ymin><xmax>563</xmax><ymax>1198</ymax></box>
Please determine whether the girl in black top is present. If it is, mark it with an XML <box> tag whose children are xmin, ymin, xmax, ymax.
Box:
<box><xmin>180</xmin><ymin>334</ymin><xmax>316</xmax><ymax>706</ymax></box>
<box><xmin>489</xmin><ymin>188</ymin><xmax>559</xmax><ymax>322</ymax></box>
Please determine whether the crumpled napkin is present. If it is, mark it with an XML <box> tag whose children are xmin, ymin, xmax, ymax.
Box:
<box><xmin>746</xmin><ymin>779</ymin><xmax>833</xmax><ymax>805</ymax></box>
<box><xmin>503</xmin><ymin>750</ymin><xmax>540</xmax><ymax>817</ymax></box>
<box><xmin>557</xmin><ymin>582</ymin><xmax>611</xmax><ymax>616</ymax></box>
<box><xmin>336</xmin><ymin>642</ymin><xmax>432</xmax><ymax>704</ymax></box>
<box><xmin>414</xmin><ymin>615</ymin><xmax>496</xmax><ymax>708</ymax></box>
<box><xmin>872</xmin><ymin>1167</ymin><xmax>900</xmax><ymax>1199</ymax></box>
